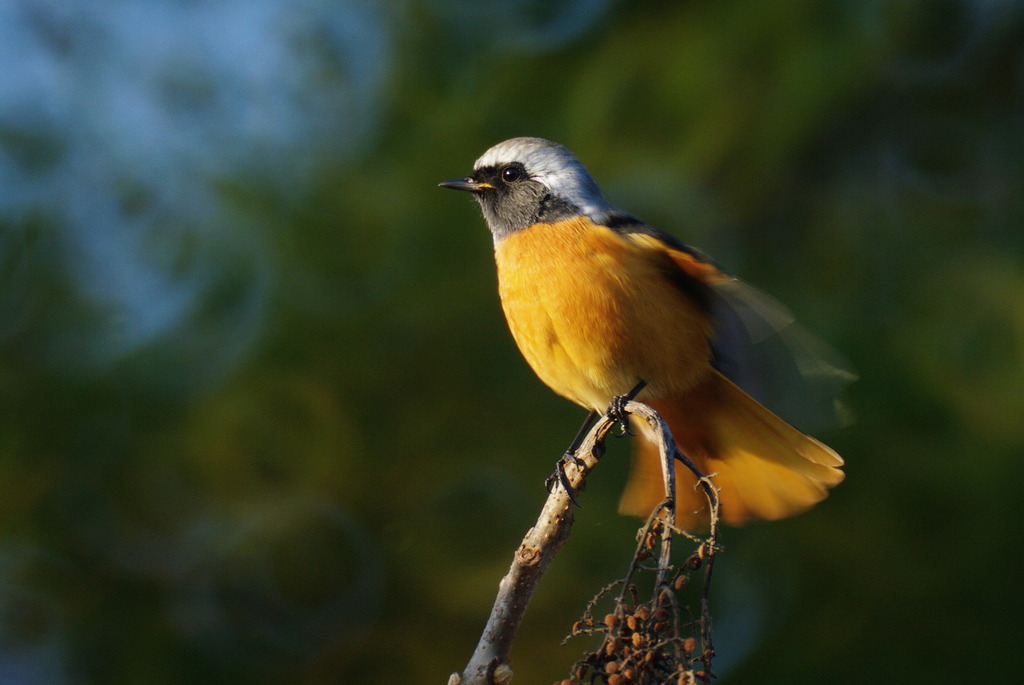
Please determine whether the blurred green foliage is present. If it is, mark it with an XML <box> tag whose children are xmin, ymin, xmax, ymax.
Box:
<box><xmin>2</xmin><ymin>1</ymin><xmax>1023</xmax><ymax>683</ymax></box>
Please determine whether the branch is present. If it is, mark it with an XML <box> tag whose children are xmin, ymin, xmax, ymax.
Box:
<box><xmin>448</xmin><ymin>401</ymin><xmax>719</xmax><ymax>685</ymax></box>
<box><xmin>448</xmin><ymin>408</ymin><xmax>621</xmax><ymax>685</ymax></box>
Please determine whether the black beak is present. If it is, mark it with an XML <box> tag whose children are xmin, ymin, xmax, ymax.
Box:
<box><xmin>438</xmin><ymin>177</ymin><xmax>493</xmax><ymax>193</ymax></box>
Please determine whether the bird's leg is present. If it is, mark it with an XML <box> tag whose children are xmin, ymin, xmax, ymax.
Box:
<box><xmin>544</xmin><ymin>380</ymin><xmax>647</xmax><ymax>505</ymax></box>
<box><xmin>609</xmin><ymin>379</ymin><xmax>648</xmax><ymax>436</ymax></box>
<box><xmin>546</xmin><ymin>409</ymin><xmax>599</xmax><ymax>507</ymax></box>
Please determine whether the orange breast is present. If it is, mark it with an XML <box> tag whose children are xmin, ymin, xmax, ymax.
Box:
<box><xmin>494</xmin><ymin>216</ymin><xmax>714</xmax><ymax>412</ymax></box>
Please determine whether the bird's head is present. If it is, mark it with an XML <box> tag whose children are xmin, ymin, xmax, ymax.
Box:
<box><xmin>439</xmin><ymin>137</ymin><xmax>618</xmax><ymax>242</ymax></box>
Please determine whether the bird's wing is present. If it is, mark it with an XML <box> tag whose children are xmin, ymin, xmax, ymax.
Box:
<box><xmin>616</xmin><ymin>220</ymin><xmax>855</xmax><ymax>432</ymax></box>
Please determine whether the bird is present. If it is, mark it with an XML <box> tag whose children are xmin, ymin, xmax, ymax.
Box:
<box><xmin>439</xmin><ymin>137</ymin><xmax>849</xmax><ymax>528</ymax></box>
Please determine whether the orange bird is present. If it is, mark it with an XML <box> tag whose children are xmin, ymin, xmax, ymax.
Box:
<box><xmin>440</xmin><ymin>138</ymin><xmax>850</xmax><ymax>528</ymax></box>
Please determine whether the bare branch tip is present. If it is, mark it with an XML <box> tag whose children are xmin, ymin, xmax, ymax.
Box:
<box><xmin>492</xmin><ymin>663</ymin><xmax>513</xmax><ymax>685</ymax></box>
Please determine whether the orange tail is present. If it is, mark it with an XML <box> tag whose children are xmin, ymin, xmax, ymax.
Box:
<box><xmin>618</xmin><ymin>370</ymin><xmax>844</xmax><ymax>529</ymax></box>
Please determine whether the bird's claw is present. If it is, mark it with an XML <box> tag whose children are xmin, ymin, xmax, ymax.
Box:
<box><xmin>546</xmin><ymin>452</ymin><xmax>584</xmax><ymax>507</ymax></box>
<box><xmin>608</xmin><ymin>393</ymin><xmax>635</xmax><ymax>437</ymax></box>
<box><xmin>608</xmin><ymin>380</ymin><xmax>647</xmax><ymax>437</ymax></box>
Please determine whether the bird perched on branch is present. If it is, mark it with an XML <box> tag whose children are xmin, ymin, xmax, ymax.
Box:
<box><xmin>440</xmin><ymin>137</ymin><xmax>850</xmax><ymax>528</ymax></box>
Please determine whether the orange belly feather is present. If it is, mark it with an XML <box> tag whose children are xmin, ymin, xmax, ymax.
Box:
<box><xmin>494</xmin><ymin>216</ymin><xmax>713</xmax><ymax>411</ymax></box>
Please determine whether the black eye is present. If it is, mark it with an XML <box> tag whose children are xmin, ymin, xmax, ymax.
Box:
<box><xmin>501</xmin><ymin>165</ymin><xmax>525</xmax><ymax>183</ymax></box>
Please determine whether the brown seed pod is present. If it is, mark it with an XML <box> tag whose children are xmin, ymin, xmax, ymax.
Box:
<box><xmin>606</xmin><ymin>660</ymin><xmax>620</xmax><ymax>674</ymax></box>
<box><xmin>637</xmin><ymin>549</ymin><xmax>650</xmax><ymax>562</ymax></box>
<box><xmin>634</xmin><ymin>605</ymin><xmax>650</xmax><ymax>621</ymax></box>
<box><xmin>631</xmin><ymin>632</ymin><xmax>642</xmax><ymax>648</ymax></box>
<box><xmin>572</xmin><ymin>621</ymin><xmax>584</xmax><ymax>633</ymax></box>
<box><xmin>653</xmin><ymin>608</ymin><xmax>669</xmax><ymax>623</ymax></box>
<box><xmin>608</xmin><ymin>675</ymin><xmax>624</xmax><ymax>685</ymax></box>
<box><xmin>686</xmin><ymin>554</ymin><xmax>702</xmax><ymax>570</ymax></box>
<box><xmin>604</xmin><ymin>613</ymin><xmax>619</xmax><ymax>629</ymax></box>
<box><xmin>622</xmin><ymin>667</ymin><xmax>636</xmax><ymax>681</ymax></box>
<box><xmin>682</xmin><ymin>637</ymin><xmax>697</xmax><ymax>655</ymax></box>
<box><xmin>653</xmin><ymin>621</ymin><xmax>667</xmax><ymax>633</ymax></box>
<box><xmin>674</xmin><ymin>574</ymin><xmax>688</xmax><ymax>590</ymax></box>
<box><xmin>645</xmin><ymin>532</ymin><xmax>657</xmax><ymax>550</ymax></box>
<box><xmin>626</xmin><ymin>614</ymin><xmax>638</xmax><ymax>631</ymax></box>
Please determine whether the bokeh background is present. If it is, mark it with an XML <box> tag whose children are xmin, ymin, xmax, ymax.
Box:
<box><xmin>2</xmin><ymin>1</ymin><xmax>1022</xmax><ymax>683</ymax></box>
